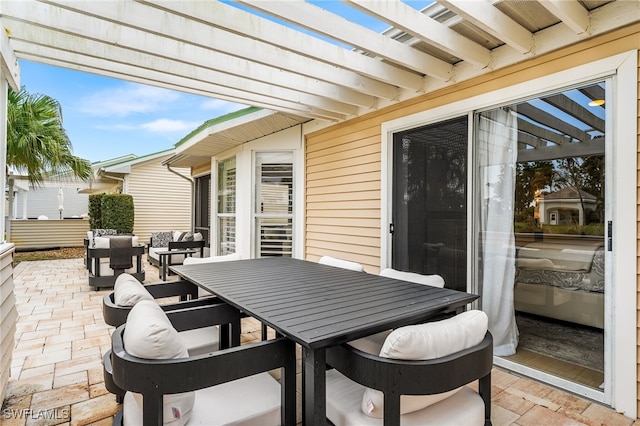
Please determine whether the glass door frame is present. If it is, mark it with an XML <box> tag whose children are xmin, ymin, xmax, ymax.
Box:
<box><xmin>380</xmin><ymin>51</ymin><xmax>637</xmax><ymax>415</ymax></box>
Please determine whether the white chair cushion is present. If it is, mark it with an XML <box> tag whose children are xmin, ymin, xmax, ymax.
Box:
<box><xmin>319</xmin><ymin>256</ymin><xmax>364</xmax><ymax>272</ymax></box>
<box><xmin>379</xmin><ymin>268</ymin><xmax>445</xmax><ymax>288</ymax></box>
<box><xmin>113</xmin><ymin>274</ymin><xmax>153</xmax><ymax>306</ymax></box>
<box><xmin>123</xmin><ymin>300</ymin><xmax>194</xmax><ymax>426</ymax></box>
<box><xmin>362</xmin><ymin>310</ymin><xmax>488</xmax><ymax>418</ymax></box>
<box><xmin>180</xmin><ymin>326</ymin><xmax>220</xmax><ymax>357</ymax></box>
<box><xmin>93</xmin><ymin>236</ymin><xmax>141</xmax><ymax>276</ymax></box>
<box><xmin>183</xmin><ymin>253</ymin><xmax>241</xmax><ymax>265</ymax></box>
<box><xmin>347</xmin><ymin>330</ymin><xmax>392</xmax><ymax>354</ymax></box>
<box><xmin>326</xmin><ymin>369</ymin><xmax>484</xmax><ymax>426</ymax></box>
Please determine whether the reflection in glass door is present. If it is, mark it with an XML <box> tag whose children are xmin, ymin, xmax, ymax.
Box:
<box><xmin>476</xmin><ymin>82</ymin><xmax>607</xmax><ymax>392</ymax></box>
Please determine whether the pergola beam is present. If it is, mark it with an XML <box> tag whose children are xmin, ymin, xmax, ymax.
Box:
<box><xmin>347</xmin><ymin>0</ymin><xmax>492</xmax><ymax>68</ymax></box>
<box><xmin>437</xmin><ymin>0</ymin><xmax>534</xmax><ymax>54</ymax></box>
<box><xmin>9</xmin><ymin>35</ymin><xmax>349</xmax><ymax>121</ymax></box>
<box><xmin>139</xmin><ymin>0</ymin><xmax>424</xmax><ymax>92</ymax></box>
<box><xmin>45</xmin><ymin>0</ymin><xmax>398</xmax><ymax>101</ymax></box>
<box><xmin>3</xmin><ymin>1</ymin><xmax>375</xmax><ymax>110</ymax></box>
<box><xmin>538</xmin><ymin>0</ymin><xmax>590</xmax><ymax>36</ymax></box>
<box><xmin>238</xmin><ymin>0</ymin><xmax>454</xmax><ymax>81</ymax></box>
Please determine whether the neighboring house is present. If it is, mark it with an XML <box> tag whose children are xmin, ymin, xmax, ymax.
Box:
<box><xmin>6</xmin><ymin>149</ymin><xmax>192</xmax><ymax>250</ymax></box>
<box><xmin>7</xmin><ymin>175</ymin><xmax>89</xmax><ymax>220</ymax></box>
<box><xmin>84</xmin><ymin>149</ymin><xmax>193</xmax><ymax>244</ymax></box>
<box><xmin>538</xmin><ymin>187</ymin><xmax>598</xmax><ymax>226</ymax></box>
<box><xmin>165</xmin><ymin>25</ymin><xmax>639</xmax><ymax>418</ymax></box>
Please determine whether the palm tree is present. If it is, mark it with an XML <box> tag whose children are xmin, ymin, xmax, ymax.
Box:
<box><xmin>6</xmin><ymin>86</ymin><xmax>92</xmax><ymax>186</ymax></box>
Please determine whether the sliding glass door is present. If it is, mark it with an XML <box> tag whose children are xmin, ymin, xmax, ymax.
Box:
<box><xmin>391</xmin><ymin>116</ymin><xmax>468</xmax><ymax>292</ymax></box>
<box><xmin>391</xmin><ymin>81</ymin><xmax>608</xmax><ymax>395</ymax></box>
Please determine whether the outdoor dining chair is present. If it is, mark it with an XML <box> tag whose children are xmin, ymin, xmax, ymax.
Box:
<box><xmin>102</xmin><ymin>274</ymin><xmax>237</xmax><ymax>403</ymax></box>
<box><xmin>109</xmin><ymin>300</ymin><xmax>296</xmax><ymax>426</ymax></box>
<box><xmin>349</xmin><ymin>268</ymin><xmax>446</xmax><ymax>354</ymax></box>
<box><xmin>325</xmin><ymin>310</ymin><xmax>493</xmax><ymax>426</ymax></box>
<box><xmin>319</xmin><ymin>255</ymin><xmax>365</xmax><ymax>272</ymax></box>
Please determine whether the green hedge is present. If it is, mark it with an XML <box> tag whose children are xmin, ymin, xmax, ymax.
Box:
<box><xmin>88</xmin><ymin>193</ymin><xmax>134</xmax><ymax>234</ymax></box>
<box><xmin>88</xmin><ymin>194</ymin><xmax>104</xmax><ymax>229</ymax></box>
<box><xmin>101</xmin><ymin>194</ymin><xmax>134</xmax><ymax>234</ymax></box>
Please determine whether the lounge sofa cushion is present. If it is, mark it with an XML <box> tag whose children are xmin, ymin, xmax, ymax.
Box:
<box><xmin>123</xmin><ymin>300</ymin><xmax>194</xmax><ymax>426</ymax></box>
<box><xmin>361</xmin><ymin>310</ymin><xmax>488</xmax><ymax>418</ymax></box>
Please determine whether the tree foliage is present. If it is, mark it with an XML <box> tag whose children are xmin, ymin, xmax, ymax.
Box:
<box><xmin>6</xmin><ymin>86</ymin><xmax>92</xmax><ymax>186</ymax></box>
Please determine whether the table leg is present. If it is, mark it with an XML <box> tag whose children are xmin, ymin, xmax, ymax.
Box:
<box><xmin>162</xmin><ymin>256</ymin><xmax>168</xmax><ymax>281</ymax></box>
<box><xmin>302</xmin><ymin>346</ymin><xmax>326</xmax><ymax>425</ymax></box>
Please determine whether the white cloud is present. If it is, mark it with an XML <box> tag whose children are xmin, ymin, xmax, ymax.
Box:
<box><xmin>140</xmin><ymin>118</ymin><xmax>201</xmax><ymax>133</ymax></box>
<box><xmin>78</xmin><ymin>83</ymin><xmax>182</xmax><ymax>117</ymax></box>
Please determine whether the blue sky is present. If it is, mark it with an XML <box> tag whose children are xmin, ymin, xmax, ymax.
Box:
<box><xmin>17</xmin><ymin>0</ymin><xmax>432</xmax><ymax>163</ymax></box>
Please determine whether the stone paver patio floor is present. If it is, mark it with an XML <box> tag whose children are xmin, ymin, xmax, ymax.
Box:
<box><xmin>1</xmin><ymin>257</ymin><xmax>635</xmax><ymax>425</ymax></box>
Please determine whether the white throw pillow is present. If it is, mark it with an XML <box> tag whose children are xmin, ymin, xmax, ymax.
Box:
<box><xmin>123</xmin><ymin>300</ymin><xmax>195</xmax><ymax>426</ymax></box>
<box><xmin>113</xmin><ymin>274</ymin><xmax>154</xmax><ymax>307</ymax></box>
<box><xmin>361</xmin><ymin>310</ymin><xmax>488</xmax><ymax>418</ymax></box>
<box><xmin>379</xmin><ymin>268</ymin><xmax>445</xmax><ymax>288</ymax></box>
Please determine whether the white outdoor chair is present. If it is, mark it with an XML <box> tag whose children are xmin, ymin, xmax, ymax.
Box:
<box><xmin>182</xmin><ymin>252</ymin><xmax>242</xmax><ymax>265</ymax></box>
<box><xmin>109</xmin><ymin>300</ymin><xmax>296</xmax><ymax>426</ymax></box>
<box><xmin>102</xmin><ymin>274</ymin><xmax>237</xmax><ymax>403</ymax></box>
<box><xmin>349</xmin><ymin>269</ymin><xmax>446</xmax><ymax>354</ymax></box>
<box><xmin>326</xmin><ymin>310</ymin><xmax>492</xmax><ymax>426</ymax></box>
<box><xmin>319</xmin><ymin>255</ymin><xmax>365</xmax><ymax>272</ymax></box>
<box><xmin>379</xmin><ymin>268</ymin><xmax>445</xmax><ymax>288</ymax></box>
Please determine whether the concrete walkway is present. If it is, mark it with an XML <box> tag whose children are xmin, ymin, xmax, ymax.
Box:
<box><xmin>1</xmin><ymin>257</ymin><xmax>635</xmax><ymax>425</ymax></box>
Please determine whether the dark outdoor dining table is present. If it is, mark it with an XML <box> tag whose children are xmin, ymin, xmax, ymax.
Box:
<box><xmin>170</xmin><ymin>257</ymin><xmax>478</xmax><ymax>425</ymax></box>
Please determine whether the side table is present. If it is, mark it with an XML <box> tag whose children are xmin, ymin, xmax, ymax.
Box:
<box><xmin>156</xmin><ymin>249</ymin><xmax>197</xmax><ymax>281</ymax></box>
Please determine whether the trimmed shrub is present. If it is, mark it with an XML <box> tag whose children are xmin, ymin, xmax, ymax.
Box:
<box><xmin>88</xmin><ymin>194</ymin><xmax>105</xmax><ymax>229</ymax></box>
<box><xmin>101</xmin><ymin>194</ymin><xmax>135</xmax><ymax>234</ymax></box>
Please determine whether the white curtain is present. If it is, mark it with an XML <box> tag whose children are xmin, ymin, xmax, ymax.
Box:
<box><xmin>478</xmin><ymin>108</ymin><xmax>519</xmax><ymax>356</ymax></box>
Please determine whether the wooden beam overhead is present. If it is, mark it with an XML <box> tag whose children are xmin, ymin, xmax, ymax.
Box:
<box><xmin>9</xmin><ymin>35</ymin><xmax>349</xmax><ymax>121</ymax></box>
<box><xmin>4</xmin><ymin>1</ymin><xmax>374</xmax><ymax>110</ymax></box>
<box><xmin>346</xmin><ymin>0</ymin><xmax>492</xmax><ymax>68</ymax></box>
<box><xmin>238</xmin><ymin>0</ymin><xmax>454</xmax><ymax>81</ymax></box>
<box><xmin>45</xmin><ymin>0</ymin><xmax>399</xmax><ymax>101</ymax></box>
<box><xmin>436</xmin><ymin>0</ymin><xmax>534</xmax><ymax>54</ymax></box>
<box><xmin>538</xmin><ymin>0</ymin><xmax>590</xmax><ymax>36</ymax></box>
<box><xmin>140</xmin><ymin>0</ymin><xmax>424</xmax><ymax>92</ymax></box>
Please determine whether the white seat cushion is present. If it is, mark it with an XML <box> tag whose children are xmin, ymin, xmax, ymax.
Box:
<box><xmin>347</xmin><ymin>330</ymin><xmax>392</xmax><ymax>354</ymax></box>
<box><xmin>319</xmin><ymin>256</ymin><xmax>364</xmax><ymax>272</ymax></box>
<box><xmin>363</xmin><ymin>310</ymin><xmax>488</xmax><ymax>418</ymax></box>
<box><xmin>379</xmin><ymin>268</ymin><xmax>445</xmax><ymax>288</ymax></box>
<box><xmin>326</xmin><ymin>369</ymin><xmax>484</xmax><ymax>426</ymax></box>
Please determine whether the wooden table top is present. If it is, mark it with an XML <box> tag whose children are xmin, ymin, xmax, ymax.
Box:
<box><xmin>171</xmin><ymin>257</ymin><xmax>478</xmax><ymax>349</ymax></box>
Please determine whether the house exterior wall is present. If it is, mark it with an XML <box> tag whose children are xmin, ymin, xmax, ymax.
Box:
<box><xmin>304</xmin><ymin>24</ymin><xmax>639</xmax><ymax>414</ymax></box>
<box><xmin>0</xmin><ymin>245</ymin><xmax>16</xmax><ymax>404</ymax></box>
<box><xmin>14</xmin><ymin>184</ymin><xmax>89</xmax><ymax>219</ymax></box>
<box><xmin>125</xmin><ymin>155</ymin><xmax>192</xmax><ymax>244</ymax></box>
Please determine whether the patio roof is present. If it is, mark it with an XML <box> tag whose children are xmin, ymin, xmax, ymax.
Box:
<box><xmin>0</xmin><ymin>0</ymin><xmax>637</xmax><ymax>125</ymax></box>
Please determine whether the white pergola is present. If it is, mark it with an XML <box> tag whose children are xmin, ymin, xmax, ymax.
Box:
<box><xmin>0</xmin><ymin>0</ymin><xmax>637</xmax><ymax>238</ymax></box>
